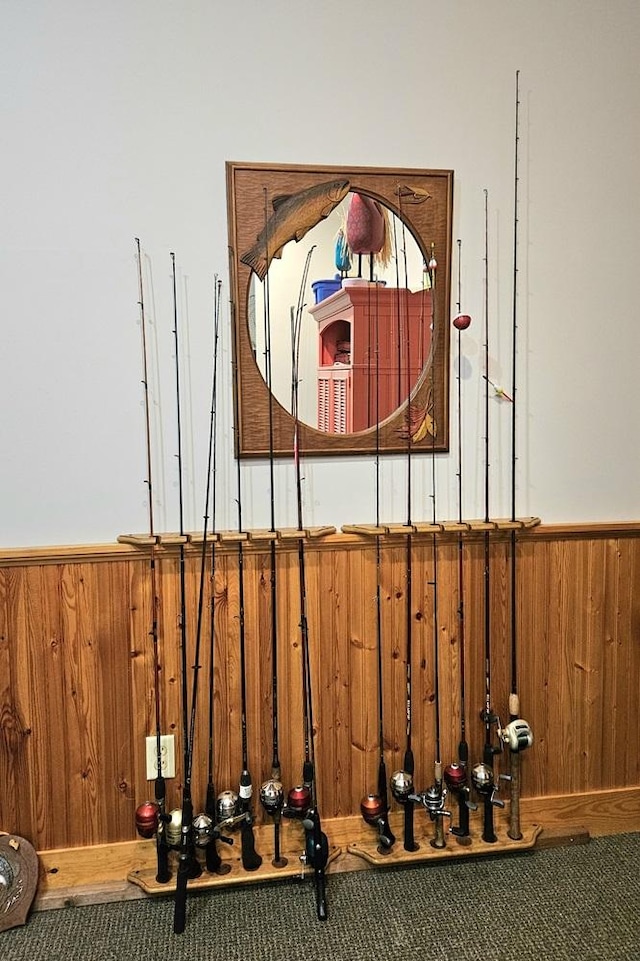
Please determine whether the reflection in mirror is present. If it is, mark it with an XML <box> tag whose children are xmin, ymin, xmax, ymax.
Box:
<box><xmin>249</xmin><ymin>193</ymin><xmax>429</xmax><ymax>433</ymax></box>
<box><xmin>226</xmin><ymin>162</ymin><xmax>453</xmax><ymax>458</ymax></box>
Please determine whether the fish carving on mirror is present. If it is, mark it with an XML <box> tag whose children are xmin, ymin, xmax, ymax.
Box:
<box><xmin>241</xmin><ymin>179</ymin><xmax>350</xmax><ymax>281</ymax></box>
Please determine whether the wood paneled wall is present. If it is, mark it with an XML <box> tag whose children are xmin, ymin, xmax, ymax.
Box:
<box><xmin>1</xmin><ymin>525</ymin><xmax>639</xmax><ymax>853</ymax></box>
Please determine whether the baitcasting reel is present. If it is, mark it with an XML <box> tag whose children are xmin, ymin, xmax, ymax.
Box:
<box><xmin>499</xmin><ymin>718</ymin><xmax>534</xmax><ymax>752</ymax></box>
<box><xmin>360</xmin><ymin>793</ymin><xmax>395</xmax><ymax>852</ymax></box>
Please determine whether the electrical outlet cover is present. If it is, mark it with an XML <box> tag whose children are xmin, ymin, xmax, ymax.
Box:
<box><xmin>145</xmin><ymin>735</ymin><xmax>175</xmax><ymax>780</ymax></box>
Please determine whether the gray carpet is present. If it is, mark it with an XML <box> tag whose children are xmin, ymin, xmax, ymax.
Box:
<box><xmin>3</xmin><ymin>834</ymin><xmax>639</xmax><ymax>961</ymax></box>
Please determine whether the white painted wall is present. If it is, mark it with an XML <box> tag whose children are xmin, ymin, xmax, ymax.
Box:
<box><xmin>2</xmin><ymin>0</ymin><xmax>639</xmax><ymax>547</ymax></box>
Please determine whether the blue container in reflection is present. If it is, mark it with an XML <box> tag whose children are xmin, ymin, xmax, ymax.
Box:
<box><xmin>312</xmin><ymin>278</ymin><xmax>342</xmax><ymax>303</ymax></box>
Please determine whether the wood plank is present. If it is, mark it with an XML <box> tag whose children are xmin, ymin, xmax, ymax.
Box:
<box><xmin>2</xmin><ymin>525</ymin><xmax>640</xmax><ymax>860</ymax></box>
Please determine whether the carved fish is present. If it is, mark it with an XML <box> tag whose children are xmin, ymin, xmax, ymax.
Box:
<box><xmin>241</xmin><ymin>179</ymin><xmax>350</xmax><ymax>281</ymax></box>
<box><xmin>395</xmin><ymin>184</ymin><xmax>432</xmax><ymax>204</ymax></box>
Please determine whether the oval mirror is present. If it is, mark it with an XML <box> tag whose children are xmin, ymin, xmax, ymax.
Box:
<box><xmin>249</xmin><ymin>193</ymin><xmax>431</xmax><ymax>434</ymax></box>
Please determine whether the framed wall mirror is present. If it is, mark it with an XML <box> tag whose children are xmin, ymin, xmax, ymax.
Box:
<box><xmin>226</xmin><ymin>162</ymin><xmax>453</xmax><ymax>457</ymax></box>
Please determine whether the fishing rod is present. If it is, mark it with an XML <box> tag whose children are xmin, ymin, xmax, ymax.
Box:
<box><xmin>504</xmin><ymin>70</ymin><xmax>534</xmax><ymax>841</ymax></box>
<box><xmin>471</xmin><ymin>193</ymin><xmax>505</xmax><ymax>844</ymax></box>
<box><xmin>359</xmin><ymin>281</ymin><xmax>395</xmax><ymax>854</ymax></box>
<box><xmin>444</xmin><ymin>240</ymin><xmax>473</xmax><ymax>843</ymax></box>
<box><xmin>258</xmin><ymin>189</ymin><xmax>288</xmax><ymax>869</ymax></box>
<box><xmin>172</xmin><ymin>252</ymin><xmax>204</xmax><ymax>935</ymax></box>
<box><xmin>390</xmin><ymin>216</ymin><xmax>419</xmax><ymax>854</ymax></box>
<box><xmin>285</xmin><ymin>246</ymin><xmax>329</xmax><ymax>921</ymax></box>
<box><xmin>188</xmin><ymin>278</ymin><xmax>236</xmax><ymax>885</ymax></box>
<box><xmin>231</xmin><ymin>326</ymin><xmax>263</xmax><ymax>875</ymax></box>
<box><xmin>133</xmin><ymin>238</ymin><xmax>171</xmax><ymax>885</ymax></box>
<box><xmin>408</xmin><ymin>246</ymin><xmax>451</xmax><ymax>848</ymax></box>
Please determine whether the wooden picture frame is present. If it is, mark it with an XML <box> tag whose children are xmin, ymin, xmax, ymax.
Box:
<box><xmin>226</xmin><ymin>161</ymin><xmax>453</xmax><ymax>457</ymax></box>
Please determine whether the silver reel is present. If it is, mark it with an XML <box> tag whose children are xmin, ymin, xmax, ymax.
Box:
<box><xmin>410</xmin><ymin>783</ymin><xmax>451</xmax><ymax>822</ymax></box>
<box><xmin>471</xmin><ymin>763</ymin><xmax>504</xmax><ymax>808</ymax></box>
<box><xmin>216</xmin><ymin>789</ymin><xmax>239</xmax><ymax>822</ymax></box>
<box><xmin>260</xmin><ymin>778</ymin><xmax>285</xmax><ymax>815</ymax></box>
<box><xmin>192</xmin><ymin>813</ymin><xmax>215</xmax><ymax>848</ymax></box>
<box><xmin>390</xmin><ymin>769</ymin><xmax>414</xmax><ymax>804</ymax></box>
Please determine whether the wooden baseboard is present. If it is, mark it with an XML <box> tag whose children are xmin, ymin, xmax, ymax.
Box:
<box><xmin>33</xmin><ymin>787</ymin><xmax>640</xmax><ymax>911</ymax></box>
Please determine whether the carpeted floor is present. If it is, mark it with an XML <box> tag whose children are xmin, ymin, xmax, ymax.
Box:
<box><xmin>3</xmin><ymin>833</ymin><xmax>639</xmax><ymax>961</ymax></box>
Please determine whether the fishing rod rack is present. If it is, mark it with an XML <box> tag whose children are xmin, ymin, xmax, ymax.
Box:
<box><xmin>342</xmin><ymin>517</ymin><xmax>540</xmax><ymax>536</ymax></box>
<box><xmin>118</xmin><ymin>526</ymin><xmax>338</xmax><ymax>547</ymax></box>
<box><xmin>121</xmin><ymin>514</ymin><xmax>542</xmax><ymax>897</ymax></box>
<box><xmin>119</xmin><ymin>517</ymin><xmax>539</xmax><ymax>549</ymax></box>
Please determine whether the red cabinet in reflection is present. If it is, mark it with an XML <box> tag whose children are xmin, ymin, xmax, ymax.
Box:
<box><xmin>310</xmin><ymin>282</ymin><xmax>432</xmax><ymax>434</ymax></box>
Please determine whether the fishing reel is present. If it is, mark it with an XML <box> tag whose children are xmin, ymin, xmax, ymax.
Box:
<box><xmin>300</xmin><ymin>810</ymin><xmax>329</xmax><ymax>872</ymax></box>
<box><xmin>283</xmin><ymin>784</ymin><xmax>312</xmax><ymax>820</ymax></box>
<box><xmin>471</xmin><ymin>762</ymin><xmax>504</xmax><ymax>806</ymax></box>
<box><xmin>471</xmin><ymin>762</ymin><xmax>504</xmax><ymax>844</ymax></box>
<box><xmin>216</xmin><ymin>790</ymin><xmax>240</xmax><ymax>825</ymax></box>
<box><xmin>192</xmin><ymin>812</ymin><xmax>237</xmax><ymax>849</ymax></box>
<box><xmin>360</xmin><ymin>793</ymin><xmax>395</xmax><ymax>852</ymax></box>
<box><xmin>260</xmin><ymin>778</ymin><xmax>285</xmax><ymax>817</ymax></box>
<box><xmin>409</xmin><ymin>782</ymin><xmax>452</xmax><ymax>850</ymax></box>
<box><xmin>135</xmin><ymin>800</ymin><xmax>160</xmax><ymax>839</ymax></box>
<box><xmin>443</xmin><ymin>763</ymin><xmax>476</xmax><ymax>841</ymax></box>
<box><xmin>409</xmin><ymin>783</ymin><xmax>450</xmax><ymax>822</ymax></box>
<box><xmin>165</xmin><ymin>808</ymin><xmax>184</xmax><ymax>849</ymax></box>
<box><xmin>390</xmin><ymin>769</ymin><xmax>414</xmax><ymax>805</ymax></box>
<box><xmin>499</xmin><ymin>718</ymin><xmax>534</xmax><ymax>753</ymax></box>
<box><xmin>480</xmin><ymin>708</ymin><xmax>504</xmax><ymax>761</ymax></box>
<box><xmin>260</xmin><ymin>777</ymin><xmax>288</xmax><ymax>869</ymax></box>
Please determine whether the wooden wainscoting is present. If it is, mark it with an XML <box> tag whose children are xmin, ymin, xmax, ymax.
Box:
<box><xmin>1</xmin><ymin>524</ymin><xmax>639</xmax><ymax>899</ymax></box>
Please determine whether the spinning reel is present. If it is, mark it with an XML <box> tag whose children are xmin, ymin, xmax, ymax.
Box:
<box><xmin>409</xmin><ymin>779</ymin><xmax>452</xmax><ymax>850</ymax></box>
<box><xmin>471</xmin><ymin>762</ymin><xmax>504</xmax><ymax>843</ymax></box>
